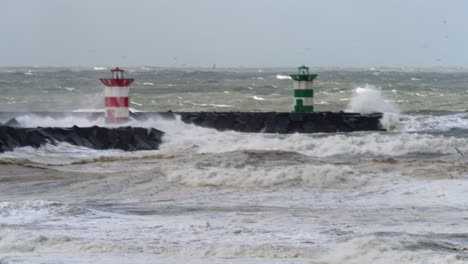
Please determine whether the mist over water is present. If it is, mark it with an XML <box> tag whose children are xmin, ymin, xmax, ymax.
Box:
<box><xmin>1</xmin><ymin>67</ymin><xmax>468</xmax><ymax>263</ymax></box>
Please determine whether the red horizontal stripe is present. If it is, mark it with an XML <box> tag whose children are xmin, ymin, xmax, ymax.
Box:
<box><xmin>105</xmin><ymin>97</ymin><xmax>129</xmax><ymax>107</ymax></box>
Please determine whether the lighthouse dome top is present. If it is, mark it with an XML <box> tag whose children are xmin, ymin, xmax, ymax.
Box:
<box><xmin>298</xmin><ymin>65</ymin><xmax>309</xmax><ymax>74</ymax></box>
<box><xmin>100</xmin><ymin>67</ymin><xmax>134</xmax><ymax>87</ymax></box>
<box><xmin>111</xmin><ymin>67</ymin><xmax>125</xmax><ymax>72</ymax></box>
<box><xmin>290</xmin><ymin>65</ymin><xmax>318</xmax><ymax>81</ymax></box>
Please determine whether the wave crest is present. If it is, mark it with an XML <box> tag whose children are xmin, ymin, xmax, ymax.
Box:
<box><xmin>0</xmin><ymin>200</ymin><xmax>90</xmax><ymax>224</ymax></box>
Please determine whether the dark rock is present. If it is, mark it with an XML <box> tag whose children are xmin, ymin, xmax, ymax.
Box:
<box><xmin>116</xmin><ymin>126</ymin><xmax>134</xmax><ymax>150</ymax></box>
<box><xmin>0</xmin><ymin>126</ymin><xmax>164</xmax><ymax>153</ymax></box>
<box><xmin>263</xmin><ymin>113</ymin><xmax>277</xmax><ymax>133</ymax></box>
<box><xmin>25</xmin><ymin>130</ymin><xmax>47</xmax><ymax>148</ymax></box>
<box><xmin>276</xmin><ymin>114</ymin><xmax>290</xmax><ymax>133</ymax></box>
<box><xmin>105</xmin><ymin>129</ymin><xmax>121</xmax><ymax>148</ymax></box>
<box><xmin>180</xmin><ymin>112</ymin><xmax>369</xmax><ymax>133</ymax></box>
<box><xmin>147</xmin><ymin>128</ymin><xmax>164</xmax><ymax>149</ymax></box>
<box><xmin>133</xmin><ymin>134</ymin><xmax>152</xmax><ymax>150</ymax></box>
<box><xmin>214</xmin><ymin>114</ymin><xmax>235</xmax><ymax>131</ymax></box>
<box><xmin>174</xmin><ymin>112</ymin><xmax>383</xmax><ymax>133</ymax></box>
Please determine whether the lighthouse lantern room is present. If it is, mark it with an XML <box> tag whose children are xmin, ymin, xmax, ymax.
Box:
<box><xmin>100</xmin><ymin>67</ymin><xmax>134</xmax><ymax>124</ymax></box>
<box><xmin>290</xmin><ymin>65</ymin><xmax>317</xmax><ymax>112</ymax></box>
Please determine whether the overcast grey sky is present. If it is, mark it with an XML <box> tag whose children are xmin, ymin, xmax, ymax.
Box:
<box><xmin>2</xmin><ymin>0</ymin><xmax>468</xmax><ymax>67</ymax></box>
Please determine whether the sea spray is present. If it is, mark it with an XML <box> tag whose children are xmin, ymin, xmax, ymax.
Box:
<box><xmin>346</xmin><ymin>84</ymin><xmax>400</xmax><ymax>130</ymax></box>
<box><xmin>346</xmin><ymin>84</ymin><xmax>399</xmax><ymax>114</ymax></box>
<box><xmin>380</xmin><ymin>112</ymin><xmax>400</xmax><ymax>131</ymax></box>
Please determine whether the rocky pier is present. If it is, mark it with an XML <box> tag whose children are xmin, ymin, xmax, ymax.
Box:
<box><xmin>0</xmin><ymin>125</ymin><xmax>164</xmax><ymax>153</ymax></box>
<box><xmin>137</xmin><ymin>111</ymin><xmax>384</xmax><ymax>133</ymax></box>
<box><xmin>0</xmin><ymin>111</ymin><xmax>383</xmax><ymax>153</ymax></box>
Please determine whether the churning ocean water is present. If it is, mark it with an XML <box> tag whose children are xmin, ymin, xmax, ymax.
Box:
<box><xmin>0</xmin><ymin>66</ymin><xmax>467</xmax><ymax>263</ymax></box>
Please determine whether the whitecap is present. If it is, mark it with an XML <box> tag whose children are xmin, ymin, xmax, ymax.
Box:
<box><xmin>131</xmin><ymin>101</ymin><xmax>143</xmax><ymax>106</ymax></box>
<box><xmin>129</xmin><ymin>107</ymin><xmax>142</xmax><ymax>112</ymax></box>
<box><xmin>64</xmin><ymin>87</ymin><xmax>76</xmax><ymax>92</ymax></box>
<box><xmin>316</xmin><ymin>101</ymin><xmax>329</xmax><ymax>105</ymax></box>
<box><xmin>275</xmin><ymin>74</ymin><xmax>292</xmax><ymax>80</ymax></box>
<box><xmin>210</xmin><ymin>104</ymin><xmax>232</xmax><ymax>108</ymax></box>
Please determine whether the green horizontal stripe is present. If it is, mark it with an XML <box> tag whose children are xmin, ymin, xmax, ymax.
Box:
<box><xmin>294</xmin><ymin>105</ymin><xmax>314</xmax><ymax>112</ymax></box>
<box><xmin>294</xmin><ymin>89</ymin><xmax>314</xmax><ymax>97</ymax></box>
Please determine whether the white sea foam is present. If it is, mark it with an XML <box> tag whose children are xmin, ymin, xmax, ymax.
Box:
<box><xmin>319</xmin><ymin>235</ymin><xmax>467</xmax><ymax>264</ymax></box>
<box><xmin>0</xmin><ymin>200</ymin><xmax>88</xmax><ymax>225</ymax></box>
<box><xmin>380</xmin><ymin>112</ymin><xmax>400</xmax><ymax>131</ymax></box>
<box><xmin>0</xmin><ymin>229</ymin><xmax>312</xmax><ymax>259</ymax></box>
<box><xmin>210</xmin><ymin>104</ymin><xmax>232</xmax><ymax>108</ymax></box>
<box><xmin>153</xmin><ymin>117</ymin><xmax>467</xmax><ymax>157</ymax></box>
<box><xmin>129</xmin><ymin>107</ymin><xmax>143</xmax><ymax>112</ymax></box>
<box><xmin>131</xmin><ymin>101</ymin><xmax>143</xmax><ymax>106</ymax></box>
<box><xmin>165</xmin><ymin>163</ymin><xmax>356</xmax><ymax>188</ymax></box>
<box><xmin>399</xmin><ymin>112</ymin><xmax>468</xmax><ymax>132</ymax></box>
<box><xmin>72</xmin><ymin>108</ymin><xmax>104</xmax><ymax>112</ymax></box>
<box><xmin>15</xmin><ymin>114</ymin><xmax>104</xmax><ymax>127</ymax></box>
<box><xmin>0</xmin><ymin>142</ymin><xmax>122</xmax><ymax>165</ymax></box>
<box><xmin>64</xmin><ymin>87</ymin><xmax>76</xmax><ymax>92</ymax></box>
<box><xmin>352</xmin><ymin>180</ymin><xmax>468</xmax><ymax>208</ymax></box>
<box><xmin>0</xmin><ymin>254</ymin><xmax>299</xmax><ymax>264</ymax></box>
<box><xmin>275</xmin><ymin>74</ymin><xmax>292</xmax><ymax>80</ymax></box>
<box><xmin>0</xmin><ymin>231</ymin><xmax>74</xmax><ymax>253</ymax></box>
<box><xmin>252</xmin><ymin>96</ymin><xmax>266</xmax><ymax>101</ymax></box>
<box><xmin>191</xmin><ymin>103</ymin><xmax>233</xmax><ymax>108</ymax></box>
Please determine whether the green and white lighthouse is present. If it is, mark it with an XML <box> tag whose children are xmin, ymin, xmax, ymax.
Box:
<box><xmin>290</xmin><ymin>65</ymin><xmax>317</xmax><ymax>112</ymax></box>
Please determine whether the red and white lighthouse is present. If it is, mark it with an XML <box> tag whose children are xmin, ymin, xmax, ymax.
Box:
<box><xmin>99</xmin><ymin>67</ymin><xmax>134</xmax><ymax>124</ymax></box>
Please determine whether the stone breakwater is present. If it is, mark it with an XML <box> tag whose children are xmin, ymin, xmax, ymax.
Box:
<box><xmin>138</xmin><ymin>112</ymin><xmax>384</xmax><ymax>133</ymax></box>
<box><xmin>0</xmin><ymin>112</ymin><xmax>383</xmax><ymax>152</ymax></box>
<box><xmin>0</xmin><ymin>125</ymin><xmax>164</xmax><ymax>153</ymax></box>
